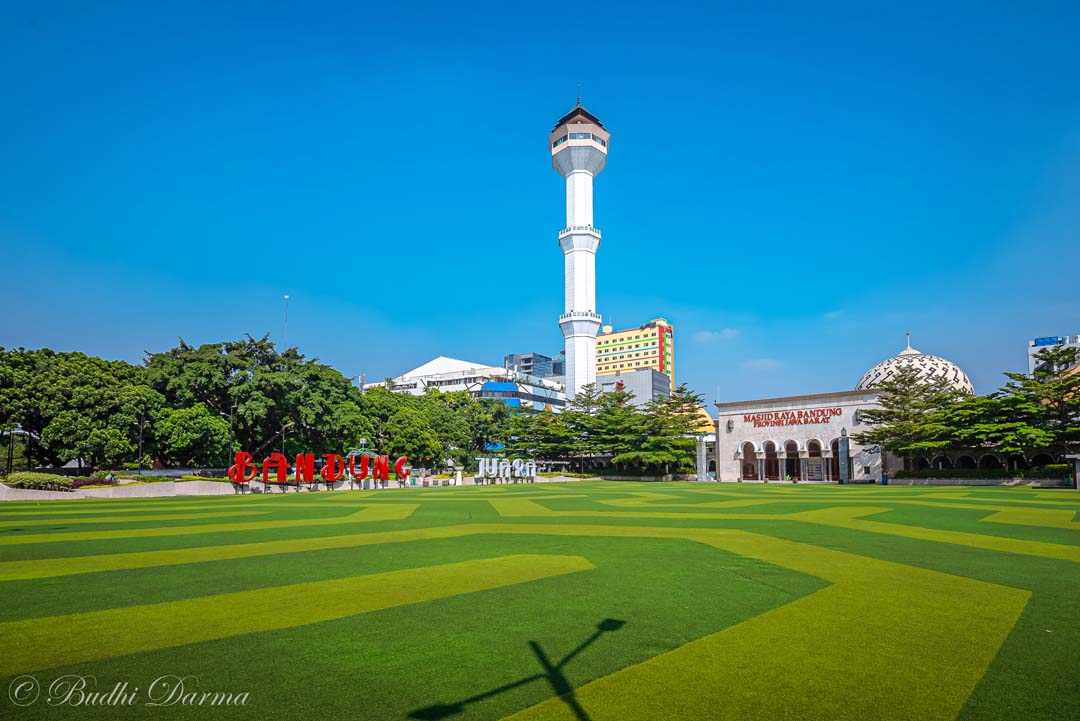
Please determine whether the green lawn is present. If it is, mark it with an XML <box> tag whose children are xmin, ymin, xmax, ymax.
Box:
<box><xmin>0</xmin><ymin>482</ymin><xmax>1077</xmax><ymax>720</ymax></box>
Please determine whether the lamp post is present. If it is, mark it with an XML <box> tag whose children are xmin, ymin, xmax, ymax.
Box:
<box><xmin>283</xmin><ymin>294</ymin><xmax>289</xmax><ymax>348</ymax></box>
<box><xmin>5</xmin><ymin>423</ymin><xmax>15</xmax><ymax>476</ymax></box>
<box><xmin>279</xmin><ymin>420</ymin><xmax>295</xmax><ymax>456</ymax></box>
<box><xmin>227</xmin><ymin>404</ymin><xmax>237</xmax><ymax>466</ymax></box>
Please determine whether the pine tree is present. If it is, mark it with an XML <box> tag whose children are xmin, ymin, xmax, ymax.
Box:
<box><xmin>942</xmin><ymin>346</ymin><xmax>1080</xmax><ymax>460</ymax></box>
<box><xmin>851</xmin><ymin>365</ymin><xmax>962</xmax><ymax>471</ymax></box>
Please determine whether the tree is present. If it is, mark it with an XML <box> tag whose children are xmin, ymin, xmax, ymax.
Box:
<box><xmin>460</xmin><ymin>397</ymin><xmax>511</xmax><ymax>458</ymax></box>
<box><xmin>360</xmin><ymin>387</ymin><xmax>405</xmax><ymax>455</ymax></box>
<box><xmin>851</xmin><ymin>365</ymin><xmax>963</xmax><ymax>471</ymax></box>
<box><xmin>384</xmin><ymin>407</ymin><xmax>443</xmax><ymax>468</ymax></box>
<box><xmin>502</xmin><ymin>404</ymin><xmax>577</xmax><ymax>461</ymax></box>
<box><xmin>144</xmin><ymin>335</ymin><xmax>359</xmax><ymax>457</ymax></box>
<box><xmin>563</xmin><ymin>383</ymin><xmax>605</xmax><ymax>462</ymax></box>
<box><xmin>153</xmin><ymin>405</ymin><xmax>231</xmax><ymax>467</ymax></box>
<box><xmin>941</xmin><ymin>346</ymin><xmax>1080</xmax><ymax>460</ymax></box>
<box><xmin>614</xmin><ymin>384</ymin><xmax>703</xmax><ymax>474</ymax></box>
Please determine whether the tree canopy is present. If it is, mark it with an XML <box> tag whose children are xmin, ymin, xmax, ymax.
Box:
<box><xmin>0</xmin><ymin>338</ymin><xmax>516</xmax><ymax>471</ymax></box>
<box><xmin>505</xmin><ymin>383</ymin><xmax>707</xmax><ymax>474</ymax></box>
<box><xmin>853</xmin><ymin>346</ymin><xmax>1080</xmax><ymax>468</ymax></box>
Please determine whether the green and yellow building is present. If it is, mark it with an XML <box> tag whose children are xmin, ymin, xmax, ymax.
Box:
<box><xmin>595</xmin><ymin>318</ymin><xmax>675</xmax><ymax>391</ymax></box>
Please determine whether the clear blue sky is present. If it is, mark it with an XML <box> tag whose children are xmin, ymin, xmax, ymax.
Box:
<box><xmin>2</xmin><ymin>1</ymin><xmax>1078</xmax><ymax>402</ymax></box>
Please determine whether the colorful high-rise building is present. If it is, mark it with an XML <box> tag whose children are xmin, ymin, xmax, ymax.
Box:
<box><xmin>596</xmin><ymin>318</ymin><xmax>675</xmax><ymax>391</ymax></box>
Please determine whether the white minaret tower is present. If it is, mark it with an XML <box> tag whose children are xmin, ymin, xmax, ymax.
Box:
<box><xmin>550</xmin><ymin>101</ymin><xmax>609</xmax><ymax>399</ymax></box>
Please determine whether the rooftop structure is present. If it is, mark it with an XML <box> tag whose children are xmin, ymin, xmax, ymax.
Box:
<box><xmin>856</xmin><ymin>333</ymin><xmax>974</xmax><ymax>395</ymax></box>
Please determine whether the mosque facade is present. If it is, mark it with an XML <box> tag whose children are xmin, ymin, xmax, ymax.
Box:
<box><xmin>713</xmin><ymin>336</ymin><xmax>977</xmax><ymax>482</ymax></box>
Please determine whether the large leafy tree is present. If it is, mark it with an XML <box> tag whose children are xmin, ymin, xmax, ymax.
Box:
<box><xmin>154</xmin><ymin>404</ymin><xmax>232</xmax><ymax>467</ymax></box>
<box><xmin>144</xmin><ymin>335</ymin><xmax>360</xmax><ymax>457</ymax></box>
<box><xmin>384</xmin><ymin>407</ymin><xmax>444</xmax><ymax>468</ymax></box>
<box><xmin>0</xmin><ymin>348</ymin><xmax>161</xmax><ymax>469</ymax></box>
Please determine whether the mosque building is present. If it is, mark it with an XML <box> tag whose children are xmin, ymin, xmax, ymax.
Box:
<box><xmin>713</xmin><ymin>335</ymin><xmax>976</xmax><ymax>482</ymax></box>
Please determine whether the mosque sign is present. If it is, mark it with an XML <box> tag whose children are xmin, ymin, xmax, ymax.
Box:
<box><xmin>743</xmin><ymin>408</ymin><xmax>842</xmax><ymax>428</ymax></box>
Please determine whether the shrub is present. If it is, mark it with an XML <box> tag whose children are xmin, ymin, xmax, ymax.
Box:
<box><xmin>539</xmin><ymin>471</ymin><xmax>599</xmax><ymax>478</ymax></box>
<box><xmin>894</xmin><ymin>469</ymin><xmax>1010</xmax><ymax>479</ymax></box>
<box><xmin>178</xmin><ymin>476</ymin><xmax>231</xmax><ymax>483</ymax></box>
<box><xmin>1022</xmin><ymin>464</ymin><xmax>1069</xmax><ymax>480</ymax></box>
<box><xmin>72</xmin><ymin>477</ymin><xmax>116</xmax><ymax>489</ymax></box>
<box><xmin>893</xmin><ymin>464</ymin><xmax>1069</xmax><ymax>481</ymax></box>
<box><xmin>4</xmin><ymin>471</ymin><xmax>74</xmax><ymax>491</ymax></box>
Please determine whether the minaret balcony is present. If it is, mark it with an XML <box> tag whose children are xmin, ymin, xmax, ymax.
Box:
<box><xmin>558</xmin><ymin>225</ymin><xmax>602</xmax><ymax>239</ymax></box>
<box><xmin>559</xmin><ymin>311</ymin><xmax>602</xmax><ymax>323</ymax></box>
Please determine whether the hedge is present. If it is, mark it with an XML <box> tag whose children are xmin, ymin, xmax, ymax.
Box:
<box><xmin>893</xmin><ymin>465</ymin><xmax>1069</xmax><ymax>480</ymax></box>
<box><xmin>72</xmin><ymin>477</ymin><xmax>116</xmax><ymax>489</ymax></box>
<box><xmin>2</xmin><ymin>471</ymin><xmax>74</xmax><ymax>491</ymax></box>
<box><xmin>539</xmin><ymin>471</ymin><xmax>600</xmax><ymax>479</ymax></box>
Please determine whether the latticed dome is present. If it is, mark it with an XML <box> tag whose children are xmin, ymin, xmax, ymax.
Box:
<box><xmin>856</xmin><ymin>334</ymin><xmax>974</xmax><ymax>395</ymax></box>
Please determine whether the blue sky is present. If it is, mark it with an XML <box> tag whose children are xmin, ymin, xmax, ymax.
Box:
<box><xmin>2</xmin><ymin>1</ymin><xmax>1078</xmax><ymax>403</ymax></box>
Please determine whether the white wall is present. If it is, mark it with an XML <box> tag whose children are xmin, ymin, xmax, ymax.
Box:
<box><xmin>715</xmin><ymin>392</ymin><xmax>881</xmax><ymax>482</ymax></box>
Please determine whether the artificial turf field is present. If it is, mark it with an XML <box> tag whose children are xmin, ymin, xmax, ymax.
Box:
<box><xmin>1</xmin><ymin>482</ymin><xmax>1078</xmax><ymax>721</ymax></box>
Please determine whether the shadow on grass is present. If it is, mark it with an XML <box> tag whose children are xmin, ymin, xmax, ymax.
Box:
<box><xmin>409</xmin><ymin>618</ymin><xmax>626</xmax><ymax>721</ymax></box>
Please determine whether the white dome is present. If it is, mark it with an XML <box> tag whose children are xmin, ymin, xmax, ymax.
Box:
<box><xmin>856</xmin><ymin>335</ymin><xmax>974</xmax><ymax>395</ymax></box>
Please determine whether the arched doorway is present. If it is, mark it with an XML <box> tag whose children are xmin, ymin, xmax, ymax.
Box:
<box><xmin>1007</xmin><ymin>454</ymin><xmax>1027</xmax><ymax>472</ymax></box>
<box><xmin>784</xmin><ymin>441</ymin><xmax>800</xmax><ymax>480</ymax></box>
<box><xmin>830</xmin><ymin>439</ymin><xmax>841</xmax><ymax>481</ymax></box>
<box><xmin>933</xmin><ymin>456</ymin><xmax>952</xmax><ymax>470</ymax></box>
<box><xmin>979</xmin><ymin>455</ymin><xmax>1003</xmax><ymax>470</ymax></box>
<box><xmin>1031</xmin><ymin>453</ymin><xmax>1055</xmax><ymax>468</ymax></box>
<box><xmin>741</xmin><ymin>442</ymin><xmax>758</xmax><ymax>480</ymax></box>
<box><xmin>764</xmin><ymin>441</ymin><xmax>779</xmax><ymax>481</ymax></box>
<box><xmin>916</xmin><ymin>457</ymin><xmax>931</xmax><ymax>470</ymax></box>
<box><xmin>956</xmin><ymin>455</ymin><xmax>976</xmax><ymax>469</ymax></box>
<box><xmin>806</xmin><ymin>440</ymin><xmax>823</xmax><ymax>481</ymax></box>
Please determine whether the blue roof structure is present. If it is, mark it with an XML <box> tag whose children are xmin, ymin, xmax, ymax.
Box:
<box><xmin>481</xmin><ymin>381</ymin><xmax>518</xmax><ymax>392</ymax></box>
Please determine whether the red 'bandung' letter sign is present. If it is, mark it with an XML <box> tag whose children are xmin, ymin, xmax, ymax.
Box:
<box><xmin>321</xmin><ymin>454</ymin><xmax>345</xmax><ymax>482</ymax></box>
<box><xmin>295</xmin><ymin>453</ymin><xmax>315</xmax><ymax>483</ymax></box>
<box><xmin>232</xmin><ymin>450</ymin><xmax>410</xmax><ymax>489</ymax></box>
<box><xmin>372</xmin><ymin>455</ymin><xmax>390</xmax><ymax>482</ymax></box>
<box><xmin>228</xmin><ymin>452</ymin><xmax>257</xmax><ymax>484</ymax></box>
<box><xmin>349</xmin><ymin>454</ymin><xmax>370</xmax><ymax>480</ymax></box>
<box><xmin>262</xmin><ymin>452</ymin><xmax>288</xmax><ymax>484</ymax></box>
